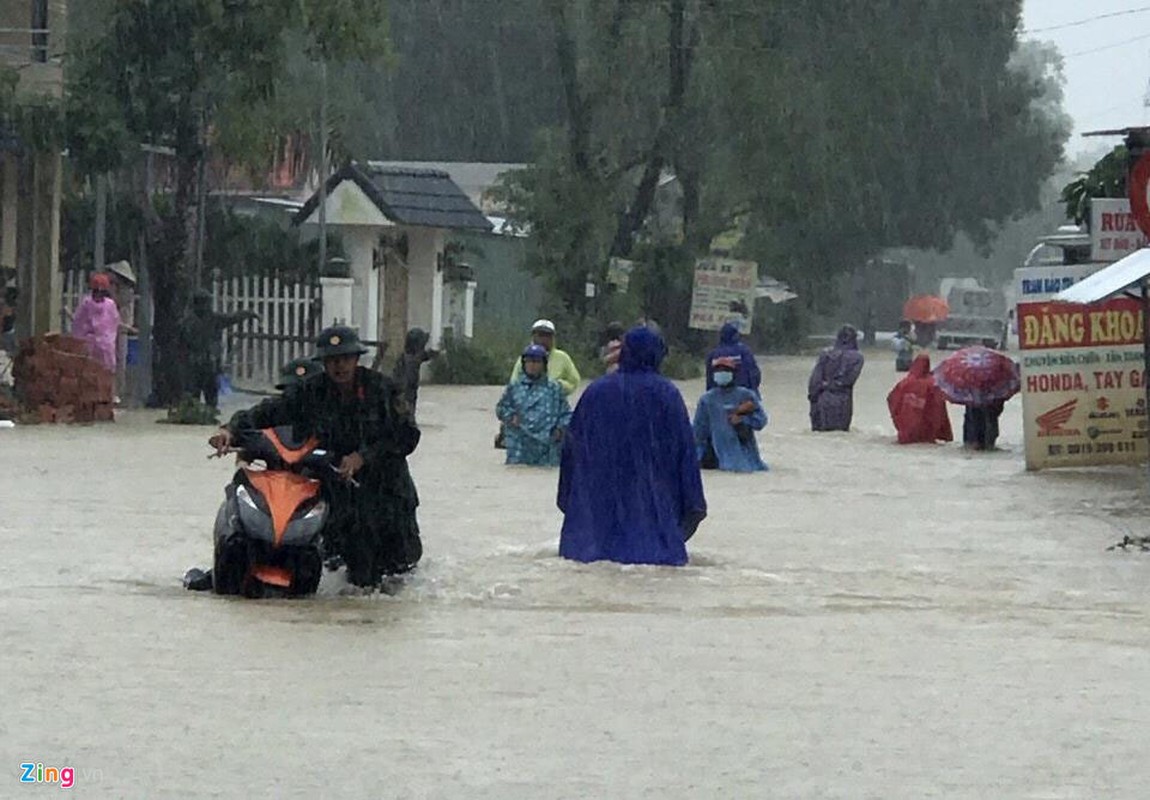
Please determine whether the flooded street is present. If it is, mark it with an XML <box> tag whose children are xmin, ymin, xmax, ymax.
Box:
<box><xmin>4</xmin><ymin>352</ymin><xmax>1150</xmax><ymax>798</ymax></box>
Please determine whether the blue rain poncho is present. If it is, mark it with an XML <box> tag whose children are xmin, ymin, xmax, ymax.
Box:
<box><xmin>704</xmin><ymin>322</ymin><xmax>762</xmax><ymax>394</ymax></box>
<box><xmin>496</xmin><ymin>368</ymin><xmax>572</xmax><ymax>467</ymax></box>
<box><xmin>693</xmin><ymin>386</ymin><xmax>768</xmax><ymax>472</ymax></box>
<box><xmin>558</xmin><ymin>327</ymin><xmax>707</xmax><ymax>565</ymax></box>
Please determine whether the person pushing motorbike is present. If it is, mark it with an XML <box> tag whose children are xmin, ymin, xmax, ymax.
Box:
<box><xmin>208</xmin><ymin>326</ymin><xmax>423</xmax><ymax>589</ymax></box>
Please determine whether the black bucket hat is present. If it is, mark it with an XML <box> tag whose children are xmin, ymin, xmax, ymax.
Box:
<box><xmin>276</xmin><ymin>357</ymin><xmax>321</xmax><ymax>390</ymax></box>
<box><xmin>314</xmin><ymin>325</ymin><xmax>368</xmax><ymax>359</ymax></box>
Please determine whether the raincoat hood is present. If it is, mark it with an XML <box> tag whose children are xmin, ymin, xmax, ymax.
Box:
<box><xmin>835</xmin><ymin>325</ymin><xmax>859</xmax><ymax>350</ymax></box>
<box><xmin>719</xmin><ymin>322</ymin><xmax>741</xmax><ymax>345</ymax></box>
<box><xmin>618</xmin><ymin>326</ymin><xmax>666</xmax><ymax>373</ymax></box>
<box><xmin>404</xmin><ymin>327</ymin><xmax>430</xmax><ymax>355</ymax></box>
<box><xmin>908</xmin><ymin>353</ymin><xmax>931</xmax><ymax>378</ymax></box>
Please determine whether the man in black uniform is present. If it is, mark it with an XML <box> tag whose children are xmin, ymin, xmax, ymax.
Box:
<box><xmin>209</xmin><ymin>326</ymin><xmax>422</xmax><ymax>588</ymax></box>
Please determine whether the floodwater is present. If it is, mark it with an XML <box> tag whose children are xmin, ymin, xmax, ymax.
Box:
<box><xmin>3</xmin><ymin>352</ymin><xmax>1150</xmax><ymax>798</ymax></box>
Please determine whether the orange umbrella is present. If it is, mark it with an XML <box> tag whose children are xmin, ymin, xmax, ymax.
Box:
<box><xmin>902</xmin><ymin>295</ymin><xmax>949</xmax><ymax>324</ymax></box>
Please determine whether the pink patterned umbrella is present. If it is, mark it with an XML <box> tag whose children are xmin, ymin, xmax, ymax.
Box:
<box><xmin>933</xmin><ymin>346</ymin><xmax>1019</xmax><ymax>406</ymax></box>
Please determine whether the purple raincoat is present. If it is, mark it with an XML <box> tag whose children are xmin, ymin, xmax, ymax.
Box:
<box><xmin>808</xmin><ymin>325</ymin><xmax>864</xmax><ymax>432</ymax></box>
<box><xmin>71</xmin><ymin>294</ymin><xmax>121</xmax><ymax>373</ymax></box>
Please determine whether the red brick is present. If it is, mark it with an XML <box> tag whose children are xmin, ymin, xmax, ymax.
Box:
<box><xmin>92</xmin><ymin>404</ymin><xmax>115</xmax><ymax>422</ymax></box>
<box><xmin>37</xmin><ymin>404</ymin><xmax>56</xmax><ymax>424</ymax></box>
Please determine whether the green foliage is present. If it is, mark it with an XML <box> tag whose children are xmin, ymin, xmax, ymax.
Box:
<box><xmin>661</xmin><ymin>347</ymin><xmax>703</xmax><ymax>381</ymax></box>
<box><xmin>494</xmin><ymin>1</ymin><xmax>1069</xmax><ymax>348</ymax></box>
<box><xmin>0</xmin><ymin>66</ymin><xmax>66</xmax><ymax>154</ymax></box>
<box><xmin>1060</xmin><ymin>146</ymin><xmax>1128</xmax><ymax>226</ymax></box>
<box><xmin>159</xmin><ymin>397</ymin><xmax>219</xmax><ymax>425</ymax></box>
<box><xmin>60</xmin><ymin>191</ymin><xmax>146</xmax><ymax>274</ymax></box>
<box><xmin>60</xmin><ymin>192</ymin><xmax>342</xmax><ymax>282</ymax></box>
<box><xmin>429</xmin><ymin>331</ymin><xmax>515</xmax><ymax>386</ymax></box>
<box><xmin>68</xmin><ymin>0</ymin><xmax>389</xmax><ymax>403</ymax></box>
<box><xmin>750</xmin><ymin>301</ymin><xmax>810</xmax><ymax>355</ymax></box>
<box><xmin>201</xmin><ymin>205</ymin><xmax>344</xmax><ymax>282</ymax></box>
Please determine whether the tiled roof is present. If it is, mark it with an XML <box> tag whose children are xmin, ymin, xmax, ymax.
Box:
<box><xmin>294</xmin><ymin>163</ymin><xmax>492</xmax><ymax>231</ymax></box>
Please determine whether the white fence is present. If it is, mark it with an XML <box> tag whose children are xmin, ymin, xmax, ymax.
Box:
<box><xmin>214</xmin><ymin>275</ymin><xmax>321</xmax><ymax>389</ymax></box>
<box><xmin>60</xmin><ymin>270</ymin><xmax>321</xmax><ymax>390</ymax></box>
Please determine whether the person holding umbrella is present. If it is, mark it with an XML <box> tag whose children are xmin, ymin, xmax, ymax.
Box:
<box><xmin>903</xmin><ymin>294</ymin><xmax>949</xmax><ymax>347</ymax></box>
<box><xmin>932</xmin><ymin>345</ymin><xmax>1020</xmax><ymax>451</ymax></box>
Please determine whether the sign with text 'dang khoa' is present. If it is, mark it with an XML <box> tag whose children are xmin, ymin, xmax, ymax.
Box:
<box><xmin>689</xmin><ymin>257</ymin><xmax>757</xmax><ymax>333</ymax></box>
<box><xmin>1018</xmin><ymin>298</ymin><xmax>1148</xmax><ymax>470</ymax></box>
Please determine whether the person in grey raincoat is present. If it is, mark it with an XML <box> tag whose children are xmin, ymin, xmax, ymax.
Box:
<box><xmin>393</xmin><ymin>327</ymin><xmax>438</xmax><ymax>415</ymax></box>
<box><xmin>808</xmin><ymin>324</ymin><xmax>865</xmax><ymax>432</ymax></box>
<box><xmin>179</xmin><ymin>289</ymin><xmax>257</xmax><ymax>408</ymax></box>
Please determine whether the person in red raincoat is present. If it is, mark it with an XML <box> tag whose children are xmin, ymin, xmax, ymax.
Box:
<box><xmin>886</xmin><ymin>354</ymin><xmax>953</xmax><ymax>444</ymax></box>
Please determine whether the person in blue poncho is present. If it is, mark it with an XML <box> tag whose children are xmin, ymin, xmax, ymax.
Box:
<box><xmin>496</xmin><ymin>344</ymin><xmax>572</xmax><ymax>467</ymax></box>
<box><xmin>558</xmin><ymin>325</ymin><xmax>707</xmax><ymax>566</ymax></box>
<box><xmin>693</xmin><ymin>356</ymin><xmax>769</xmax><ymax>472</ymax></box>
<box><xmin>704</xmin><ymin>321</ymin><xmax>761</xmax><ymax>395</ymax></box>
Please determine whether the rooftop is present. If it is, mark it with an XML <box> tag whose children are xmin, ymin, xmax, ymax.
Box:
<box><xmin>294</xmin><ymin>163</ymin><xmax>493</xmax><ymax>231</ymax></box>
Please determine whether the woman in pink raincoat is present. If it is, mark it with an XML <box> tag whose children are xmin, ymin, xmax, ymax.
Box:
<box><xmin>71</xmin><ymin>273</ymin><xmax>122</xmax><ymax>373</ymax></box>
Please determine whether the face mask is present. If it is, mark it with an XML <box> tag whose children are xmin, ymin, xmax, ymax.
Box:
<box><xmin>714</xmin><ymin>371</ymin><xmax>734</xmax><ymax>387</ymax></box>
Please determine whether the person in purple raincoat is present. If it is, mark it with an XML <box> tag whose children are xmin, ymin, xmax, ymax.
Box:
<box><xmin>558</xmin><ymin>325</ymin><xmax>707</xmax><ymax>566</ymax></box>
<box><xmin>808</xmin><ymin>324</ymin><xmax>865</xmax><ymax>432</ymax></box>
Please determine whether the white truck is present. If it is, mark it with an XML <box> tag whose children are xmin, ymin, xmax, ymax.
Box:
<box><xmin>935</xmin><ymin>284</ymin><xmax>1007</xmax><ymax>350</ymax></box>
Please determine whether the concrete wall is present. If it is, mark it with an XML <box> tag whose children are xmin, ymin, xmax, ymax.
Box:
<box><xmin>404</xmin><ymin>227</ymin><xmax>445</xmax><ymax>347</ymax></box>
<box><xmin>342</xmin><ymin>225</ymin><xmax>380</xmax><ymax>355</ymax></box>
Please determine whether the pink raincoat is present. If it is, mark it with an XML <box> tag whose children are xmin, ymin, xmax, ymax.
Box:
<box><xmin>71</xmin><ymin>294</ymin><xmax>121</xmax><ymax>372</ymax></box>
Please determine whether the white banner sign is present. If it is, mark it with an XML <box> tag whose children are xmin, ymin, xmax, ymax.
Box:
<box><xmin>689</xmin><ymin>257</ymin><xmax>757</xmax><ymax>333</ymax></box>
<box><xmin>1091</xmin><ymin>198</ymin><xmax>1148</xmax><ymax>263</ymax></box>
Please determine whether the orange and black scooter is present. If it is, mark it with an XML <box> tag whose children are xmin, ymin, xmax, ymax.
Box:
<box><xmin>208</xmin><ymin>426</ymin><xmax>335</xmax><ymax>597</ymax></box>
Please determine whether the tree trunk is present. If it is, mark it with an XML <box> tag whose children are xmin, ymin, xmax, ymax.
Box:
<box><xmin>151</xmin><ymin>136</ymin><xmax>202</xmax><ymax>405</ymax></box>
<box><xmin>609</xmin><ymin>0</ymin><xmax>694</xmax><ymax>259</ymax></box>
<box><xmin>552</xmin><ymin>0</ymin><xmax>593</xmax><ymax>179</ymax></box>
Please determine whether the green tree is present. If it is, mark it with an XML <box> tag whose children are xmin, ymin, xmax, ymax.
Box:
<box><xmin>67</xmin><ymin>0</ymin><xmax>388</xmax><ymax>402</ymax></box>
<box><xmin>1060</xmin><ymin>146</ymin><xmax>1128</xmax><ymax>226</ymax></box>
<box><xmin>495</xmin><ymin>0</ymin><xmax>1070</xmax><ymax>341</ymax></box>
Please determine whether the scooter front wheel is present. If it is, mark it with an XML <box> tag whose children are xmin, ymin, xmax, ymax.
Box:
<box><xmin>212</xmin><ymin>537</ymin><xmax>247</xmax><ymax>595</ymax></box>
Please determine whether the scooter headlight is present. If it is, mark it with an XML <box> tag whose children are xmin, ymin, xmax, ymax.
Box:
<box><xmin>236</xmin><ymin>484</ymin><xmax>259</xmax><ymax>511</ymax></box>
<box><xmin>303</xmin><ymin>500</ymin><xmax>327</xmax><ymax>520</ymax></box>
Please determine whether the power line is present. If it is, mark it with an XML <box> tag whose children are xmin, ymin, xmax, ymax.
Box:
<box><xmin>1063</xmin><ymin>31</ymin><xmax>1150</xmax><ymax>58</ymax></box>
<box><xmin>1023</xmin><ymin>5</ymin><xmax>1150</xmax><ymax>34</ymax></box>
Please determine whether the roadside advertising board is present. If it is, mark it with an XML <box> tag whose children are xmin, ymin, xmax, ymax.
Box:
<box><xmin>689</xmin><ymin>257</ymin><xmax>757</xmax><ymax>333</ymax></box>
<box><xmin>1014</xmin><ymin>263</ymin><xmax>1106</xmax><ymax>306</ymax></box>
<box><xmin>1018</xmin><ymin>296</ymin><xmax>1147</xmax><ymax>470</ymax></box>
<box><xmin>1091</xmin><ymin>198</ymin><xmax>1149</xmax><ymax>263</ymax></box>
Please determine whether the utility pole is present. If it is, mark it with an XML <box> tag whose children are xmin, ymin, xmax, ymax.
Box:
<box><xmin>94</xmin><ymin>174</ymin><xmax>107</xmax><ymax>272</ymax></box>
<box><xmin>318</xmin><ymin>60</ymin><xmax>328</xmax><ymax>278</ymax></box>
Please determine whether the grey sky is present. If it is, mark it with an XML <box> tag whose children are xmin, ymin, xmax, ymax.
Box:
<box><xmin>1022</xmin><ymin>1</ymin><xmax>1150</xmax><ymax>156</ymax></box>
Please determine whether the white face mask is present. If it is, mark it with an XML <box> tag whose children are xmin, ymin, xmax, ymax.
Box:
<box><xmin>714</xmin><ymin>371</ymin><xmax>734</xmax><ymax>387</ymax></box>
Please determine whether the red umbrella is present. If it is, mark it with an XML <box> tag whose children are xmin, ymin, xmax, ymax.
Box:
<box><xmin>902</xmin><ymin>295</ymin><xmax>950</xmax><ymax>324</ymax></box>
<box><xmin>933</xmin><ymin>346</ymin><xmax>1020</xmax><ymax>406</ymax></box>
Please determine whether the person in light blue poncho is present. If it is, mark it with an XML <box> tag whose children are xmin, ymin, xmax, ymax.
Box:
<box><xmin>693</xmin><ymin>356</ymin><xmax>768</xmax><ymax>472</ymax></box>
<box><xmin>496</xmin><ymin>344</ymin><xmax>572</xmax><ymax>467</ymax></box>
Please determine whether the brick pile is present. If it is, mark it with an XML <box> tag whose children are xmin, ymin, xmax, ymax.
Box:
<box><xmin>12</xmin><ymin>334</ymin><xmax>115</xmax><ymax>423</ymax></box>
